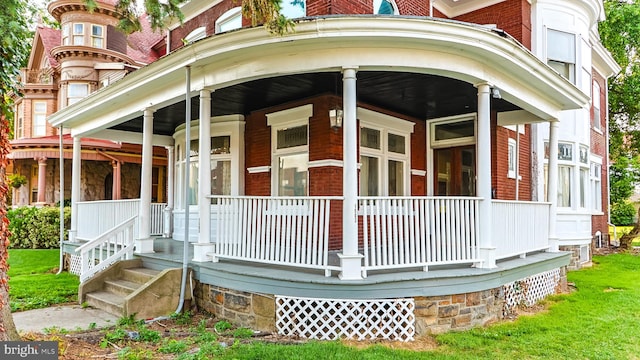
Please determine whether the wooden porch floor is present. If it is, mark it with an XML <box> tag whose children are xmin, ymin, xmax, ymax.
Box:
<box><xmin>128</xmin><ymin>238</ymin><xmax>571</xmax><ymax>300</ymax></box>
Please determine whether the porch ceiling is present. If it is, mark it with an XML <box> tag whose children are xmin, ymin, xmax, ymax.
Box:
<box><xmin>110</xmin><ymin>71</ymin><xmax>520</xmax><ymax>136</ymax></box>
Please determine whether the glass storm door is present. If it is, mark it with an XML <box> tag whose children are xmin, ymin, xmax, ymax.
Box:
<box><xmin>434</xmin><ymin>146</ymin><xmax>476</xmax><ymax>196</ymax></box>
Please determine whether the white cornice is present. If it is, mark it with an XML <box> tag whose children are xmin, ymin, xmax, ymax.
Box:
<box><xmin>168</xmin><ymin>0</ymin><xmax>224</xmax><ymax>30</ymax></box>
<box><xmin>49</xmin><ymin>17</ymin><xmax>589</xmax><ymax>135</ymax></box>
<box><xmin>590</xmin><ymin>31</ymin><xmax>621</xmax><ymax>79</ymax></box>
<box><xmin>433</xmin><ymin>0</ymin><xmax>506</xmax><ymax>18</ymax></box>
<box><xmin>308</xmin><ymin>159</ymin><xmax>343</xmax><ymax>168</ymax></box>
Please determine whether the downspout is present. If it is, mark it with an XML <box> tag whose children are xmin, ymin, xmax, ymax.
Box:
<box><xmin>57</xmin><ymin>126</ymin><xmax>64</xmax><ymax>275</ymax></box>
<box><xmin>429</xmin><ymin>0</ymin><xmax>434</xmax><ymax>17</ymax></box>
<box><xmin>175</xmin><ymin>66</ymin><xmax>191</xmax><ymax>314</ymax></box>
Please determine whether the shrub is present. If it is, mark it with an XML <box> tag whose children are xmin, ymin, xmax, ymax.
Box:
<box><xmin>611</xmin><ymin>201</ymin><xmax>637</xmax><ymax>226</ymax></box>
<box><xmin>7</xmin><ymin>206</ymin><xmax>71</xmax><ymax>248</ymax></box>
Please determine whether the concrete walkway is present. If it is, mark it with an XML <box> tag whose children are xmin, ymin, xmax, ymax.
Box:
<box><xmin>12</xmin><ymin>305</ymin><xmax>119</xmax><ymax>333</ymax></box>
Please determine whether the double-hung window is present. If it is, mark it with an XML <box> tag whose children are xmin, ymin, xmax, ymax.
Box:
<box><xmin>91</xmin><ymin>25</ymin><xmax>104</xmax><ymax>48</ymax></box>
<box><xmin>73</xmin><ymin>23</ymin><xmax>84</xmax><ymax>45</ymax></box>
<box><xmin>215</xmin><ymin>7</ymin><xmax>242</xmax><ymax>33</ymax></box>
<box><xmin>267</xmin><ymin>104</ymin><xmax>312</xmax><ymax>196</ymax></box>
<box><xmin>591</xmin><ymin>162</ymin><xmax>602</xmax><ymax>212</ymax></box>
<box><xmin>32</xmin><ymin>101</ymin><xmax>47</xmax><ymax>137</ymax></box>
<box><xmin>547</xmin><ymin>29</ymin><xmax>576</xmax><ymax>84</ymax></box>
<box><xmin>68</xmin><ymin>83</ymin><xmax>89</xmax><ymax>105</ymax></box>
<box><xmin>593</xmin><ymin>81</ymin><xmax>601</xmax><ymax>131</ymax></box>
<box><xmin>359</xmin><ymin>108</ymin><xmax>413</xmax><ymax>196</ymax></box>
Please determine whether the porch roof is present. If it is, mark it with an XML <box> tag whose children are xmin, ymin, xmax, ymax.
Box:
<box><xmin>49</xmin><ymin>16</ymin><xmax>589</xmax><ymax>139</ymax></box>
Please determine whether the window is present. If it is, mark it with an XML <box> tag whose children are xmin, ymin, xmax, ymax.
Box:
<box><xmin>591</xmin><ymin>162</ymin><xmax>602</xmax><ymax>212</ymax></box>
<box><xmin>281</xmin><ymin>0</ymin><xmax>306</xmax><ymax>18</ymax></box>
<box><xmin>215</xmin><ymin>7</ymin><xmax>242</xmax><ymax>34</ymax></box>
<box><xmin>508</xmin><ymin>138</ymin><xmax>517</xmax><ymax>179</ymax></box>
<box><xmin>62</xmin><ymin>23</ymin><xmax>70</xmax><ymax>45</ymax></box>
<box><xmin>558</xmin><ymin>165</ymin><xmax>572</xmax><ymax>207</ymax></box>
<box><xmin>431</xmin><ymin>117</ymin><xmax>475</xmax><ymax>148</ymax></box>
<box><xmin>267</xmin><ymin>104</ymin><xmax>312</xmax><ymax>196</ymax></box>
<box><xmin>185</xmin><ymin>27</ymin><xmax>206</xmax><ymax>43</ymax></box>
<box><xmin>14</xmin><ymin>102</ymin><xmax>24</xmax><ymax>139</ymax></box>
<box><xmin>580</xmin><ymin>167</ymin><xmax>589</xmax><ymax>208</ymax></box>
<box><xmin>73</xmin><ymin>23</ymin><xmax>84</xmax><ymax>45</ymax></box>
<box><xmin>211</xmin><ymin>136</ymin><xmax>232</xmax><ymax>196</ymax></box>
<box><xmin>593</xmin><ymin>81</ymin><xmax>601</xmax><ymax>130</ymax></box>
<box><xmin>547</xmin><ymin>29</ymin><xmax>576</xmax><ymax>83</ymax></box>
<box><xmin>91</xmin><ymin>25</ymin><xmax>104</xmax><ymax>48</ymax></box>
<box><xmin>68</xmin><ymin>83</ymin><xmax>89</xmax><ymax>105</ymax></box>
<box><xmin>359</xmin><ymin>108</ymin><xmax>413</xmax><ymax>196</ymax></box>
<box><xmin>374</xmin><ymin>0</ymin><xmax>399</xmax><ymax>15</ymax></box>
<box><xmin>32</xmin><ymin>101</ymin><xmax>47</xmax><ymax>137</ymax></box>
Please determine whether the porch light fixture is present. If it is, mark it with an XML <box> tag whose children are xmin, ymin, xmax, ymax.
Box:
<box><xmin>491</xmin><ymin>87</ymin><xmax>501</xmax><ymax>99</ymax></box>
<box><xmin>329</xmin><ymin>107</ymin><xmax>343</xmax><ymax>129</ymax></box>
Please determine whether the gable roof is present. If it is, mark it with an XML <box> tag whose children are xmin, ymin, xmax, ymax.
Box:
<box><xmin>27</xmin><ymin>26</ymin><xmax>61</xmax><ymax>70</ymax></box>
<box><xmin>127</xmin><ymin>14</ymin><xmax>165</xmax><ymax>64</ymax></box>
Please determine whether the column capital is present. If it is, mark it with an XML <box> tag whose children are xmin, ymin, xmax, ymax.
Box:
<box><xmin>35</xmin><ymin>156</ymin><xmax>48</xmax><ymax>164</ymax></box>
<box><xmin>473</xmin><ymin>81</ymin><xmax>493</xmax><ymax>89</ymax></box>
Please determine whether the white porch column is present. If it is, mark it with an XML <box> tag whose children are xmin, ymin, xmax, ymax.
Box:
<box><xmin>339</xmin><ymin>66</ymin><xmax>363</xmax><ymax>280</ymax></box>
<box><xmin>69</xmin><ymin>136</ymin><xmax>81</xmax><ymax>242</ymax></box>
<box><xmin>136</xmin><ymin>108</ymin><xmax>155</xmax><ymax>253</ymax></box>
<box><xmin>164</xmin><ymin>146</ymin><xmax>174</xmax><ymax>238</ymax></box>
<box><xmin>475</xmin><ymin>82</ymin><xmax>496</xmax><ymax>269</ymax></box>
<box><xmin>194</xmin><ymin>89</ymin><xmax>214</xmax><ymax>262</ymax></box>
<box><xmin>547</xmin><ymin>120</ymin><xmax>560</xmax><ymax>252</ymax></box>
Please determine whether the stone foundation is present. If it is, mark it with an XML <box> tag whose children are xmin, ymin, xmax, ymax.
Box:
<box><xmin>194</xmin><ymin>282</ymin><xmax>276</xmax><ymax>332</ymax></box>
<box><xmin>560</xmin><ymin>245</ymin><xmax>590</xmax><ymax>271</ymax></box>
<box><xmin>193</xmin><ymin>267</ymin><xmax>567</xmax><ymax>338</ymax></box>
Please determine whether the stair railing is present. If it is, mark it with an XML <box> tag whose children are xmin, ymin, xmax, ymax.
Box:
<box><xmin>75</xmin><ymin>215</ymin><xmax>137</xmax><ymax>283</ymax></box>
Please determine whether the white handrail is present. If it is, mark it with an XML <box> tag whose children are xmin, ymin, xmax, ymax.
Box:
<box><xmin>75</xmin><ymin>215</ymin><xmax>137</xmax><ymax>283</ymax></box>
<box><xmin>492</xmin><ymin>200</ymin><xmax>551</xmax><ymax>259</ymax></box>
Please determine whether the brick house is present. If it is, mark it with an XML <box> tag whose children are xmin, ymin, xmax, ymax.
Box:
<box><xmin>47</xmin><ymin>0</ymin><xmax>618</xmax><ymax>339</ymax></box>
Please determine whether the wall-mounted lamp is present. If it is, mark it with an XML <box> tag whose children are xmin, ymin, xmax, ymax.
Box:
<box><xmin>329</xmin><ymin>107</ymin><xmax>343</xmax><ymax>129</ymax></box>
<box><xmin>491</xmin><ymin>87</ymin><xmax>501</xmax><ymax>99</ymax></box>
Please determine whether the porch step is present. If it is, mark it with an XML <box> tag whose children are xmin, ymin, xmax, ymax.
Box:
<box><xmin>85</xmin><ymin>290</ymin><xmax>125</xmax><ymax>317</ymax></box>
<box><xmin>79</xmin><ymin>260</ymin><xmax>184</xmax><ymax>320</ymax></box>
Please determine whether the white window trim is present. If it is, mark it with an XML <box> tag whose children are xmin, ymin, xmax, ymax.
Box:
<box><xmin>358</xmin><ymin>107</ymin><xmax>414</xmax><ymax>196</ymax></box>
<box><xmin>267</xmin><ymin>104</ymin><xmax>313</xmax><ymax>196</ymax></box>
<box><xmin>172</xmin><ymin>115</ymin><xmax>245</xmax><ymax>209</ymax></box>
<box><xmin>215</xmin><ymin>7</ymin><xmax>242</xmax><ymax>34</ymax></box>
<box><xmin>91</xmin><ymin>24</ymin><xmax>105</xmax><ymax>48</ymax></box>
<box><xmin>590</xmin><ymin>155</ymin><xmax>603</xmax><ymax>214</ymax></box>
<box><xmin>508</xmin><ymin>138</ymin><xmax>517</xmax><ymax>179</ymax></box>
<box><xmin>67</xmin><ymin>82</ymin><xmax>89</xmax><ymax>106</ymax></box>
<box><xmin>184</xmin><ymin>26</ymin><xmax>206</xmax><ymax>43</ymax></box>
<box><xmin>545</xmin><ymin>27</ymin><xmax>577</xmax><ymax>84</ymax></box>
<box><xmin>429</xmin><ymin>113</ymin><xmax>476</xmax><ymax>148</ymax></box>
<box><xmin>32</xmin><ymin>101</ymin><xmax>47</xmax><ymax>137</ymax></box>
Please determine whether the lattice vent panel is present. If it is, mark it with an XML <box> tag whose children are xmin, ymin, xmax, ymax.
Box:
<box><xmin>276</xmin><ymin>296</ymin><xmax>415</xmax><ymax>342</ymax></box>
<box><xmin>503</xmin><ymin>268</ymin><xmax>560</xmax><ymax>316</ymax></box>
<box><xmin>69</xmin><ymin>254</ymin><xmax>83</xmax><ymax>276</ymax></box>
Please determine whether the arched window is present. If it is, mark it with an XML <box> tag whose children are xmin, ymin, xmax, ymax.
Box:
<box><xmin>216</xmin><ymin>7</ymin><xmax>242</xmax><ymax>34</ymax></box>
<box><xmin>374</xmin><ymin>0</ymin><xmax>399</xmax><ymax>15</ymax></box>
<box><xmin>281</xmin><ymin>0</ymin><xmax>306</xmax><ymax>19</ymax></box>
<box><xmin>184</xmin><ymin>27</ymin><xmax>206</xmax><ymax>44</ymax></box>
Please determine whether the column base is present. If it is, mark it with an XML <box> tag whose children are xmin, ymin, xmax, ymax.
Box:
<box><xmin>193</xmin><ymin>243</ymin><xmax>215</xmax><ymax>262</ymax></box>
<box><xmin>135</xmin><ymin>238</ymin><xmax>155</xmax><ymax>254</ymax></box>
<box><xmin>475</xmin><ymin>247</ymin><xmax>497</xmax><ymax>269</ymax></box>
<box><xmin>337</xmin><ymin>253</ymin><xmax>364</xmax><ymax>280</ymax></box>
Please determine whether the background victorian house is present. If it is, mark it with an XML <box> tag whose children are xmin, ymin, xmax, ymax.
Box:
<box><xmin>9</xmin><ymin>0</ymin><xmax>168</xmax><ymax>207</ymax></box>
<box><xmin>44</xmin><ymin>0</ymin><xmax>618</xmax><ymax>340</ymax></box>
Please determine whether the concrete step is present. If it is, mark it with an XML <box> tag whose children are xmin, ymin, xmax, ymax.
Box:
<box><xmin>121</xmin><ymin>267</ymin><xmax>160</xmax><ymax>284</ymax></box>
<box><xmin>104</xmin><ymin>279</ymin><xmax>140</xmax><ymax>297</ymax></box>
<box><xmin>85</xmin><ymin>291</ymin><xmax>125</xmax><ymax>318</ymax></box>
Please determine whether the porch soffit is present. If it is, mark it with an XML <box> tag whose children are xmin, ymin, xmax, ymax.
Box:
<box><xmin>48</xmin><ymin>16</ymin><xmax>588</xmax><ymax>137</ymax></box>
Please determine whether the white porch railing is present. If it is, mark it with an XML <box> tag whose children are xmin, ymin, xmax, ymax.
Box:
<box><xmin>492</xmin><ymin>200</ymin><xmax>551</xmax><ymax>259</ymax></box>
<box><xmin>360</xmin><ymin>197</ymin><xmax>481</xmax><ymax>275</ymax></box>
<box><xmin>76</xmin><ymin>199</ymin><xmax>166</xmax><ymax>240</ymax></box>
<box><xmin>210</xmin><ymin>196</ymin><xmax>342</xmax><ymax>276</ymax></box>
<box><xmin>75</xmin><ymin>216</ymin><xmax>136</xmax><ymax>283</ymax></box>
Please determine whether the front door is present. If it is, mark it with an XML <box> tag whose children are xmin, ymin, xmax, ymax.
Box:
<box><xmin>434</xmin><ymin>146</ymin><xmax>476</xmax><ymax>196</ymax></box>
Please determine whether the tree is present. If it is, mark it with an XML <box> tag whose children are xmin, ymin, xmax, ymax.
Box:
<box><xmin>0</xmin><ymin>0</ymin><xmax>30</xmax><ymax>341</ymax></box>
<box><xmin>88</xmin><ymin>0</ymin><xmax>295</xmax><ymax>35</ymax></box>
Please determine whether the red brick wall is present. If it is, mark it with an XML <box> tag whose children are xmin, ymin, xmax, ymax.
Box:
<box><xmin>591</xmin><ymin>70</ymin><xmax>609</xmax><ymax>237</ymax></box>
<box><xmin>452</xmin><ymin>0</ymin><xmax>531</xmax><ymax>49</ymax></box>
<box><xmin>169</xmin><ymin>0</ymin><xmax>237</xmax><ymax>51</ymax></box>
<box><xmin>491</xmin><ymin>116</ymin><xmax>531</xmax><ymax>201</ymax></box>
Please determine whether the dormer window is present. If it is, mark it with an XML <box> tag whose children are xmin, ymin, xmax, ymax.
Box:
<box><xmin>374</xmin><ymin>0</ymin><xmax>399</xmax><ymax>15</ymax></box>
<box><xmin>215</xmin><ymin>7</ymin><xmax>242</xmax><ymax>34</ymax></box>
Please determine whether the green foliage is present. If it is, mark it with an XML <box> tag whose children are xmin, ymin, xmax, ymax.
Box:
<box><xmin>8</xmin><ymin>249</ymin><xmax>79</xmax><ymax>311</ymax></box>
<box><xmin>159</xmin><ymin>338</ymin><xmax>188</xmax><ymax>354</ymax></box>
<box><xmin>7</xmin><ymin>206</ymin><xmax>71</xmax><ymax>248</ymax></box>
<box><xmin>610</xmin><ymin>156</ymin><xmax>640</xmax><ymax>204</ymax></box>
<box><xmin>232</xmin><ymin>327</ymin><xmax>254</xmax><ymax>339</ymax></box>
<box><xmin>170</xmin><ymin>310</ymin><xmax>193</xmax><ymax>325</ymax></box>
<box><xmin>117</xmin><ymin>314</ymin><xmax>144</xmax><ymax>327</ymax></box>
<box><xmin>611</xmin><ymin>201</ymin><xmax>637</xmax><ymax>226</ymax></box>
<box><xmin>7</xmin><ymin>173</ymin><xmax>26</xmax><ymax>188</ymax></box>
<box><xmin>600</xmin><ymin>1</ymin><xmax>640</xmax><ymax>159</ymax></box>
<box><xmin>0</xmin><ymin>0</ymin><xmax>31</xmax><ymax>118</ymax></box>
<box><xmin>214</xmin><ymin>320</ymin><xmax>232</xmax><ymax>333</ymax></box>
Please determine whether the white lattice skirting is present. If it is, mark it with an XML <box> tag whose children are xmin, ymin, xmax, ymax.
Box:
<box><xmin>69</xmin><ymin>254</ymin><xmax>83</xmax><ymax>276</ymax></box>
<box><xmin>276</xmin><ymin>296</ymin><xmax>415</xmax><ymax>341</ymax></box>
<box><xmin>503</xmin><ymin>268</ymin><xmax>561</xmax><ymax>316</ymax></box>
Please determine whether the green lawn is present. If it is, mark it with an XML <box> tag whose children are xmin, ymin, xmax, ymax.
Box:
<box><xmin>217</xmin><ymin>254</ymin><xmax>640</xmax><ymax>359</ymax></box>
<box><xmin>8</xmin><ymin>249</ymin><xmax>79</xmax><ymax>312</ymax></box>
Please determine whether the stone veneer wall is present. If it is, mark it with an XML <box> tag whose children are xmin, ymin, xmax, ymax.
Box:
<box><xmin>560</xmin><ymin>245</ymin><xmax>590</xmax><ymax>271</ymax></box>
<box><xmin>194</xmin><ymin>283</ymin><xmax>276</xmax><ymax>332</ymax></box>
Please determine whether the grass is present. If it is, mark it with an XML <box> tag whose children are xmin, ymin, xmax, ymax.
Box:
<box><xmin>8</xmin><ymin>249</ymin><xmax>79</xmax><ymax>312</ymax></box>
<box><xmin>609</xmin><ymin>225</ymin><xmax>640</xmax><ymax>246</ymax></box>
